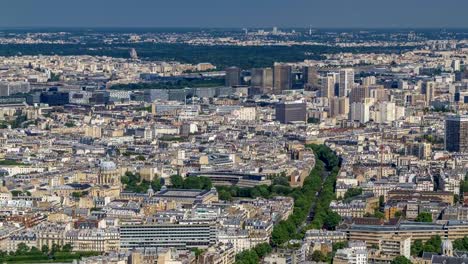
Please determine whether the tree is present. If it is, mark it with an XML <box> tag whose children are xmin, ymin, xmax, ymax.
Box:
<box><xmin>310</xmin><ymin>250</ymin><xmax>328</xmax><ymax>262</ymax></box>
<box><xmin>415</xmin><ymin>212</ymin><xmax>432</xmax><ymax>223</ymax></box>
<box><xmin>454</xmin><ymin>236</ymin><xmax>468</xmax><ymax>251</ymax></box>
<box><xmin>62</xmin><ymin>243</ymin><xmax>72</xmax><ymax>252</ymax></box>
<box><xmin>423</xmin><ymin>235</ymin><xmax>442</xmax><ymax>254</ymax></box>
<box><xmin>29</xmin><ymin>246</ymin><xmax>41</xmax><ymax>255</ymax></box>
<box><xmin>120</xmin><ymin>175</ymin><xmax>130</xmax><ymax>185</ymax></box>
<box><xmin>411</xmin><ymin>240</ymin><xmax>423</xmax><ymax>256</ymax></box>
<box><xmin>391</xmin><ymin>256</ymin><xmax>412</xmax><ymax>264</ymax></box>
<box><xmin>235</xmin><ymin>249</ymin><xmax>259</xmax><ymax>264</ymax></box>
<box><xmin>411</xmin><ymin>236</ymin><xmax>442</xmax><ymax>256</ymax></box>
<box><xmin>271</xmin><ymin>221</ymin><xmax>290</xmax><ymax>246</ymax></box>
<box><xmin>170</xmin><ymin>175</ymin><xmax>184</xmax><ymax>188</ymax></box>
<box><xmin>343</xmin><ymin>188</ymin><xmax>362</xmax><ymax>199</ymax></box>
<box><xmin>183</xmin><ymin>176</ymin><xmax>203</xmax><ymax>189</ymax></box>
<box><xmin>11</xmin><ymin>190</ymin><xmax>23</xmax><ymax>197</ymax></box>
<box><xmin>333</xmin><ymin>242</ymin><xmax>347</xmax><ymax>252</ymax></box>
<box><xmin>51</xmin><ymin>244</ymin><xmax>61</xmax><ymax>254</ymax></box>
<box><xmin>151</xmin><ymin>178</ymin><xmax>163</xmax><ymax>191</ymax></box>
<box><xmin>253</xmin><ymin>243</ymin><xmax>272</xmax><ymax>258</ymax></box>
<box><xmin>218</xmin><ymin>190</ymin><xmax>232</xmax><ymax>201</ymax></box>
<box><xmin>394</xmin><ymin>211</ymin><xmax>403</xmax><ymax>218</ymax></box>
<box><xmin>15</xmin><ymin>243</ymin><xmax>29</xmax><ymax>255</ymax></box>
<box><xmin>323</xmin><ymin>211</ymin><xmax>341</xmax><ymax>230</ymax></box>
<box><xmin>374</xmin><ymin>211</ymin><xmax>385</xmax><ymax>219</ymax></box>
<box><xmin>41</xmin><ymin>245</ymin><xmax>49</xmax><ymax>254</ymax></box>
<box><xmin>71</xmin><ymin>192</ymin><xmax>82</xmax><ymax>198</ymax></box>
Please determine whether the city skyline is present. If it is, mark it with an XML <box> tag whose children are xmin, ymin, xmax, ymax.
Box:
<box><xmin>1</xmin><ymin>0</ymin><xmax>468</xmax><ymax>28</ymax></box>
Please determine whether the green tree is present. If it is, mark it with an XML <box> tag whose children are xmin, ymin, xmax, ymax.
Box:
<box><xmin>423</xmin><ymin>235</ymin><xmax>442</xmax><ymax>254</ymax></box>
<box><xmin>310</xmin><ymin>250</ymin><xmax>328</xmax><ymax>262</ymax></box>
<box><xmin>41</xmin><ymin>245</ymin><xmax>49</xmax><ymax>254</ymax></box>
<box><xmin>253</xmin><ymin>243</ymin><xmax>272</xmax><ymax>258</ymax></box>
<box><xmin>218</xmin><ymin>190</ymin><xmax>232</xmax><ymax>201</ymax></box>
<box><xmin>170</xmin><ymin>175</ymin><xmax>184</xmax><ymax>188</ymax></box>
<box><xmin>15</xmin><ymin>243</ymin><xmax>29</xmax><ymax>255</ymax></box>
<box><xmin>394</xmin><ymin>211</ymin><xmax>403</xmax><ymax>218</ymax></box>
<box><xmin>11</xmin><ymin>190</ymin><xmax>23</xmax><ymax>197</ymax></box>
<box><xmin>51</xmin><ymin>244</ymin><xmax>61</xmax><ymax>254</ymax></box>
<box><xmin>183</xmin><ymin>176</ymin><xmax>203</xmax><ymax>189</ymax></box>
<box><xmin>374</xmin><ymin>211</ymin><xmax>385</xmax><ymax>219</ymax></box>
<box><xmin>29</xmin><ymin>246</ymin><xmax>41</xmax><ymax>255</ymax></box>
<box><xmin>62</xmin><ymin>244</ymin><xmax>72</xmax><ymax>252</ymax></box>
<box><xmin>271</xmin><ymin>222</ymin><xmax>290</xmax><ymax>246</ymax></box>
<box><xmin>343</xmin><ymin>188</ymin><xmax>362</xmax><ymax>199</ymax></box>
<box><xmin>151</xmin><ymin>178</ymin><xmax>163</xmax><ymax>191</ymax></box>
<box><xmin>411</xmin><ymin>240</ymin><xmax>424</xmax><ymax>256</ymax></box>
<box><xmin>323</xmin><ymin>211</ymin><xmax>341</xmax><ymax>230</ymax></box>
<box><xmin>415</xmin><ymin>212</ymin><xmax>432</xmax><ymax>222</ymax></box>
<box><xmin>333</xmin><ymin>242</ymin><xmax>347</xmax><ymax>252</ymax></box>
<box><xmin>235</xmin><ymin>249</ymin><xmax>259</xmax><ymax>264</ymax></box>
<box><xmin>454</xmin><ymin>236</ymin><xmax>468</xmax><ymax>251</ymax></box>
<box><xmin>391</xmin><ymin>256</ymin><xmax>412</xmax><ymax>264</ymax></box>
<box><xmin>71</xmin><ymin>192</ymin><xmax>82</xmax><ymax>198</ymax></box>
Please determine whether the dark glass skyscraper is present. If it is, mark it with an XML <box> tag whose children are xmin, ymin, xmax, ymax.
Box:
<box><xmin>303</xmin><ymin>66</ymin><xmax>319</xmax><ymax>90</ymax></box>
<box><xmin>445</xmin><ymin>115</ymin><xmax>468</xmax><ymax>153</ymax></box>
<box><xmin>273</xmin><ymin>64</ymin><xmax>292</xmax><ymax>94</ymax></box>
<box><xmin>225</xmin><ymin>67</ymin><xmax>241</xmax><ymax>87</ymax></box>
<box><xmin>275</xmin><ymin>101</ymin><xmax>307</xmax><ymax>124</ymax></box>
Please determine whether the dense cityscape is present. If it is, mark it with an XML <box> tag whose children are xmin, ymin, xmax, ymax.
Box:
<box><xmin>0</xmin><ymin>21</ymin><xmax>467</xmax><ymax>264</ymax></box>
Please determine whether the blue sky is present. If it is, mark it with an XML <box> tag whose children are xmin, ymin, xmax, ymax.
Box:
<box><xmin>1</xmin><ymin>0</ymin><xmax>467</xmax><ymax>28</ymax></box>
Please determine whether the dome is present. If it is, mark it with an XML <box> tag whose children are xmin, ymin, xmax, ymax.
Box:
<box><xmin>100</xmin><ymin>160</ymin><xmax>117</xmax><ymax>171</ymax></box>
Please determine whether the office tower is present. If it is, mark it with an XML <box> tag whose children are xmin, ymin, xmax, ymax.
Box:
<box><xmin>453</xmin><ymin>60</ymin><xmax>461</xmax><ymax>71</ymax></box>
<box><xmin>275</xmin><ymin>101</ymin><xmax>307</xmax><ymax>124</ymax></box>
<box><xmin>362</xmin><ymin>76</ymin><xmax>377</xmax><ymax>86</ymax></box>
<box><xmin>320</xmin><ymin>76</ymin><xmax>335</xmax><ymax>98</ymax></box>
<box><xmin>251</xmin><ymin>68</ymin><xmax>264</xmax><ymax>88</ymax></box>
<box><xmin>406</xmin><ymin>142</ymin><xmax>432</xmax><ymax>160</ymax></box>
<box><xmin>379</xmin><ymin>102</ymin><xmax>396</xmax><ymax>124</ymax></box>
<box><xmin>349</xmin><ymin>86</ymin><xmax>370</xmax><ymax>104</ymax></box>
<box><xmin>338</xmin><ymin>69</ymin><xmax>354</xmax><ymax>97</ymax></box>
<box><xmin>263</xmin><ymin>68</ymin><xmax>274</xmax><ymax>93</ymax></box>
<box><xmin>349</xmin><ymin>101</ymin><xmax>370</xmax><ymax>124</ymax></box>
<box><xmin>303</xmin><ymin>66</ymin><xmax>319</xmax><ymax>90</ymax></box>
<box><xmin>329</xmin><ymin>97</ymin><xmax>349</xmax><ymax>118</ymax></box>
<box><xmin>445</xmin><ymin>115</ymin><xmax>468</xmax><ymax>153</ymax></box>
<box><xmin>369</xmin><ymin>85</ymin><xmax>389</xmax><ymax>102</ymax></box>
<box><xmin>327</xmin><ymin>72</ymin><xmax>340</xmax><ymax>96</ymax></box>
<box><xmin>398</xmin><ymin>80</ymin><xmax>409</xmax><ymax>90</ymax></box>
<box><xmin>225</xmin><ymin>67</ymin><xmax>241</xmax><ymax>87</ymax></box>
<box><xmin>273</xmin><ymin>64</ymin><xmax>292</xmax><ymax>94</ymax></box>
<box><xmin>421</xmin><ymin>81</ymin><xmax>436</xmax><ymax>104</ymax></box>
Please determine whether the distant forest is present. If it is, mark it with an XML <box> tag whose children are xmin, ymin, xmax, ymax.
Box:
<box><xmin>0</xmin><ymin>43</ymin><xmax>418</xmax><ymax>69</ymax></box>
